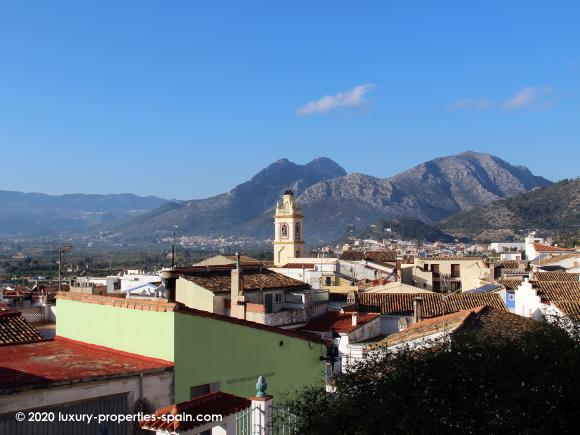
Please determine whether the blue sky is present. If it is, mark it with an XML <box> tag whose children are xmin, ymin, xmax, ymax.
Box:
<box><xmin>0</xmin><ymin>1</ymin><xmax>578</xmax><ymax>199</ymax></box>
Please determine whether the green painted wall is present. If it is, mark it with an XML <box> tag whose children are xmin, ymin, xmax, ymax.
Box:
<box><xmin>56</xmin><ymin>298</ymin><xmax>326</xmax><ymax>404</ymax></box>
<box><xmin>174</xmin><ymin>312</ymin><xmax>326</xmax><ymax>402</ymax></box>
<box><xmin>56</xmin><ymin>299</ymin><xmax>175</xmax><ymax>361</ymax></box>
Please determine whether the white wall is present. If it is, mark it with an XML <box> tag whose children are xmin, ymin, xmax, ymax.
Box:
<box><xmin>0</xmin><ymin>371</ymin><xmax>173</xmax><ymax>415</ymax></box>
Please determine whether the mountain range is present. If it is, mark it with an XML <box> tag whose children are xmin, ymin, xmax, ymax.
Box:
<box><xmin>109</xmin><ymin>151</ymin><xmax>551</xmax><ymax>243</ymax></box>
<box><xmin>0</xmin><ymin>152</ymin><xmax>554</xmax><ymax>243</ymax></box>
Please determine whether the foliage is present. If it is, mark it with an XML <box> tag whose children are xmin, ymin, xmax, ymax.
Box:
<box><xmin>282</xmin><ymin>324</ymin><xmax>580</xmax><ymax>435</ymax></box>
<box><xmin>437</xmin><ymin>178</ymin><xmax>580</xmax><ymax>243</ymax></box>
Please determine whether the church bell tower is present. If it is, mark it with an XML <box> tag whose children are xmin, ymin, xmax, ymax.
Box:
<box><xmin>273</xmin><ymin>190</ymin><xmax>304</xmax><ymax>267</ymax></box>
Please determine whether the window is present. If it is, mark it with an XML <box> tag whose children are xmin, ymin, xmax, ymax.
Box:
<box><xmin>451</xmin><ymin>264</ymin><xmax>460</xmax><ymax>278</ymax></box>
<box><xmin>433</xmin><ymin>281</ymin><xmax>441</xmax><ymax>292</ymax></box>
<box><xmin>509</xmin><ymin>293</ymin><xmax>515</xmax><ymax>301</ymax></box>
<box><xmin>275</xmin><ymin>293</ymin><xmax>282</xmax><ymax>303</ymax></box>
<box><xmin>431</xmin><ymin>264</ymin><xmax>440</xmax><ymax>277</ymax></box>
<box><xmin>280</xmin><ymin>223</ymin><xmax>289</xmax><ymax>239</ymax></box>
<box><xmin>295</xmin><ymin>223</ymin><xmax>301</xmax><ymax>240</ymax></box>
<box><xmin>295</xmin><ymin>250</ymin><xmax>300</xmax><ymax>258</ymax></box>
<box><xmin>325</xmin><ymin>276</ymin><xmax>333</xmax><ymax>286</ymax></box>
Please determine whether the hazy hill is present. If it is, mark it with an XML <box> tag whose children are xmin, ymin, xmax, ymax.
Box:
<box><xmin>0</xmin><ymin>191</ymin><xmax>167</xmax><ymax>236</ymax></box>
<box><xmin>436</xmin><ymin>178</ymin><xmax>580</xmax><ymax>243</ymax></box>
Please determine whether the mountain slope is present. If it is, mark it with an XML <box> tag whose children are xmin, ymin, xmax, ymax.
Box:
<box><xmin>113</xmin><ymin>152</ymin><xmax>550</xmax><ymax>243</ymax></box>
<box><xmin>0</xmin><ymin>191</ymin><xmax>167</xmax><ymax>236</ymax></box>
<box><xmin>113</xmin><ymin>157</ymin><xmax>347</xmax><ymax>240</ymax></box>
<box><xmin>342</xmin><ymin>217</ymin><xmax>456</xmax><ymax>244</ymax></box>
<box><xmin>436</xmin><ymin>178</ymin><xmax>580</xmax><ymax>243</ymax></box>
<box><xmin>294</xmin><ymin>151</ymin><xmax>551</xmax><ymax>240</ymax></box>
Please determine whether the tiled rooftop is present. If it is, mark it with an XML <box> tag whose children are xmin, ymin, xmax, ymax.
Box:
<box><xmin>140</xmin><ymin>391</ymin><xmax>250</xmax><ymax>433</ymax></box>
<box><xmin>493</xmin><ymin>260</ymin><xmax>522</xmax><ymax>269</ymax></box>
<box><xmin>532</xmin><ymin>281</ymin><xmax>580</xmax><ymax>303</ymax></box>
<box><xmin>194</xmin><ymin>255</ymin><xmax>265</xmax><ymax>267</ymax></box>
<box><xmin>497</xmin><ymin>279</ymin><xmax>523</xmax><ymax>290</ymax></box>
<box><xmin>419</xmin><ymin>256</ymin><xmax>484</xmax><ymax>261</ymax></box>
<box><xmin>278</xmin><ymin>263</ymin><xmax>317</xmax><ymax>269</ymax></box>
<box><xmin>0</xmin><ymin>304</ymin><xmax>45</xmax><ymax>346</ymax></box>
<box><xmin>378</xmin><ymin>306</ymin><xmax>539</xmax><ymax>347</ymax></box>
<box><xmin>551</xmin><ymin>301</ymin><xmax>580</xmax><ymax>321</ymax></box>
<box><xmin>357</xmin><ymin>292</ymin><xmax>506</xmax><ymax>317</ymax></box>
<box><xmin>539</xmin><ymin>253</ymin><xmax>580</xmax><ymax>265</ymax></box>
<box><xmin>534</xmin><ymin>272</ymin><xmax>579</xmax><ymax>282</ymax></box>
<box><xmin>533</xmin><ymin>243</ymin><xmax>576</xmax><ymax>253</ymax></box>
<box><xmin>180</xmin><ymin>267</ymin><xmax>310</xmax><ymax>294</ymax></box>
<box><xmin>0</xmin><ymin>337</ymin><xmax>173</xmax><ymax>393</ymax></box>
<box><xmin>302</xmin><ymin>311</ymin><xmax>380</xmax><ymax>334</ymax></box>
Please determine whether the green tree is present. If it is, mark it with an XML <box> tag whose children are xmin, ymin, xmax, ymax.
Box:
<box><xmin>282</xmin><ymin>324</ymin><xmax>579</xmax><ymax>434</ymax></box>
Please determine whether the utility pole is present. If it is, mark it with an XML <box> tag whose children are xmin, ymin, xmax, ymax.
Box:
<box><xmin>171</xmin><ymin>232</ymin><xmax>176</xmax><ymax>268</ymax></box>
<box><xmin>57</xmin><ymin>246</ymin><xmax>72</xmax><ymax>292</ymax></box>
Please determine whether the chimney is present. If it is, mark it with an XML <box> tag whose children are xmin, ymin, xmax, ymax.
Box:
<box><xmin>412</xmin><ymin>297</ymin><xmax>423</xmax><ymax>324</ymax></box>
<box><xmin>352</xmin><ymin>313</ymin><xmax>358</xmax><ymax>326</ymax></box>
<box><xmin>160</xmin><ymin>269</ymin><xmax>177</xmax><ymax>302</ymax></box>
<box><xmin>231</xmin><ymin>252</ymin><xmax>245</xmax><ymax>319</ymax></box>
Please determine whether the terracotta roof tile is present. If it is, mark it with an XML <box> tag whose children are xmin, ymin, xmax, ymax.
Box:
<box><xmin>497</xmin><ymin>279</ymin><xmax>523</xmax><ymax>290</ymax></box>
<box><xmin>420</xmin><ymin>256</ymin><xmax>484</xmax><ymax>261</ymax></box>
<box><xmin>180</xmin><ymin>268</ymin><xmax>310</xmax><ymax>294</ymax></box>
<box><xmin>534</xmin><ymin>272</ymin><xmax>579</xmax><ymax>282</ymax></box>
<box><xmin>532</xmin><ymin>281</ymin><xmax>580</xmax><ymax>303</ymax></box>
<box><xmin>302</xmin><ymin>311</ymin><xmax>380</xmax><ymax>334</ymax></box>
<box><xmin>539</xmin><ymin>253</ymin><xmax>580</xmax><ymax>265</ymax></box>
<box><xmin>551</xmin><ymin>301</ymin><xmax>580</xmax><ymax>321</ymax></box>
<box><xmin>378</xmin><ymin>306</ymin><xmax>539</xmax><ymax>347</ymax></box>
<box><xmin>533</xmin><ymin>243</ymin><xmax>576</xmax><ymax>253</ymax></box>
<box><xmin>0</xmin><ymin>304</ymin><xmax>45</xmax><ymax>346</ymax></box>
<box><xmin>378</xmin><ymin>308</ymin><xmax>476</xmax><ymax>346</ymax></box>
<box><xmin>278</xmin><ymin>263</ymin><xmax>317</xmax><ymax>269</ymax></box>
<box><xmin>140</xmin><ymin>392</ymin><xmax>250</xmax><ymax>433</ymax></box>
<box><xmin>493</xmin><ymin>260</ymin><xmax>521</xmax><ymax>269</ymax></box>
<box><xmin>357</xmin><ymin>293</ymin><xmax>506</xmax><ymax>318</ymax></box>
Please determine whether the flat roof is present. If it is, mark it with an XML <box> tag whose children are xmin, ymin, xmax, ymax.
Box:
<box><xmin>0</xmin><ymin>337</ymin><xmax>173</xmax><ymax>394</ymax></box>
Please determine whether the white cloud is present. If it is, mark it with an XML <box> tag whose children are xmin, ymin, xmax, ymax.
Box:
<box><xmin>504</xmin><ymin>86</ymin><xmax>553</xmax><ymax>110</ymax></box>
<box><xmin>451</xmin><ymin>98</ymin><xmax>492</xmax><ymax>111</ymax></box>
<box><xmin>297</xmin><ymin>84</ymin><xmax>376</xmax><ymax>116</ymax></box>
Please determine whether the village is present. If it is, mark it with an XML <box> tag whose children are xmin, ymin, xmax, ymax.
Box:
<box><xmin>1</xmin><ymin>190</ymin><xmax>578</xmax><ymax>434</ymax></box>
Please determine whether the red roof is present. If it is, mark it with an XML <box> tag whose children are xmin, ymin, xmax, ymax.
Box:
<box><xmin>279</xmin><ymin>263</ymin><xmax>316</xmax><ymax>269</ymax></box>
<box><xmin>140</xmin><ymin>391</ymin><xmax>250</xmax><ymax>432</ymax></box>
<box><xmin>302</xmin><ymin>311</ymin><xmax>380</xmax><ymax>334</ymax></box>
<box><xmin>533</xmin><ymin>243</ymin><xmax>575</xmax><ymax>252</ymax></box>
<box><xmin>0</xmin><ymin>337</ymin><xmax>173</xmax><ymax>393</ymax></box>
